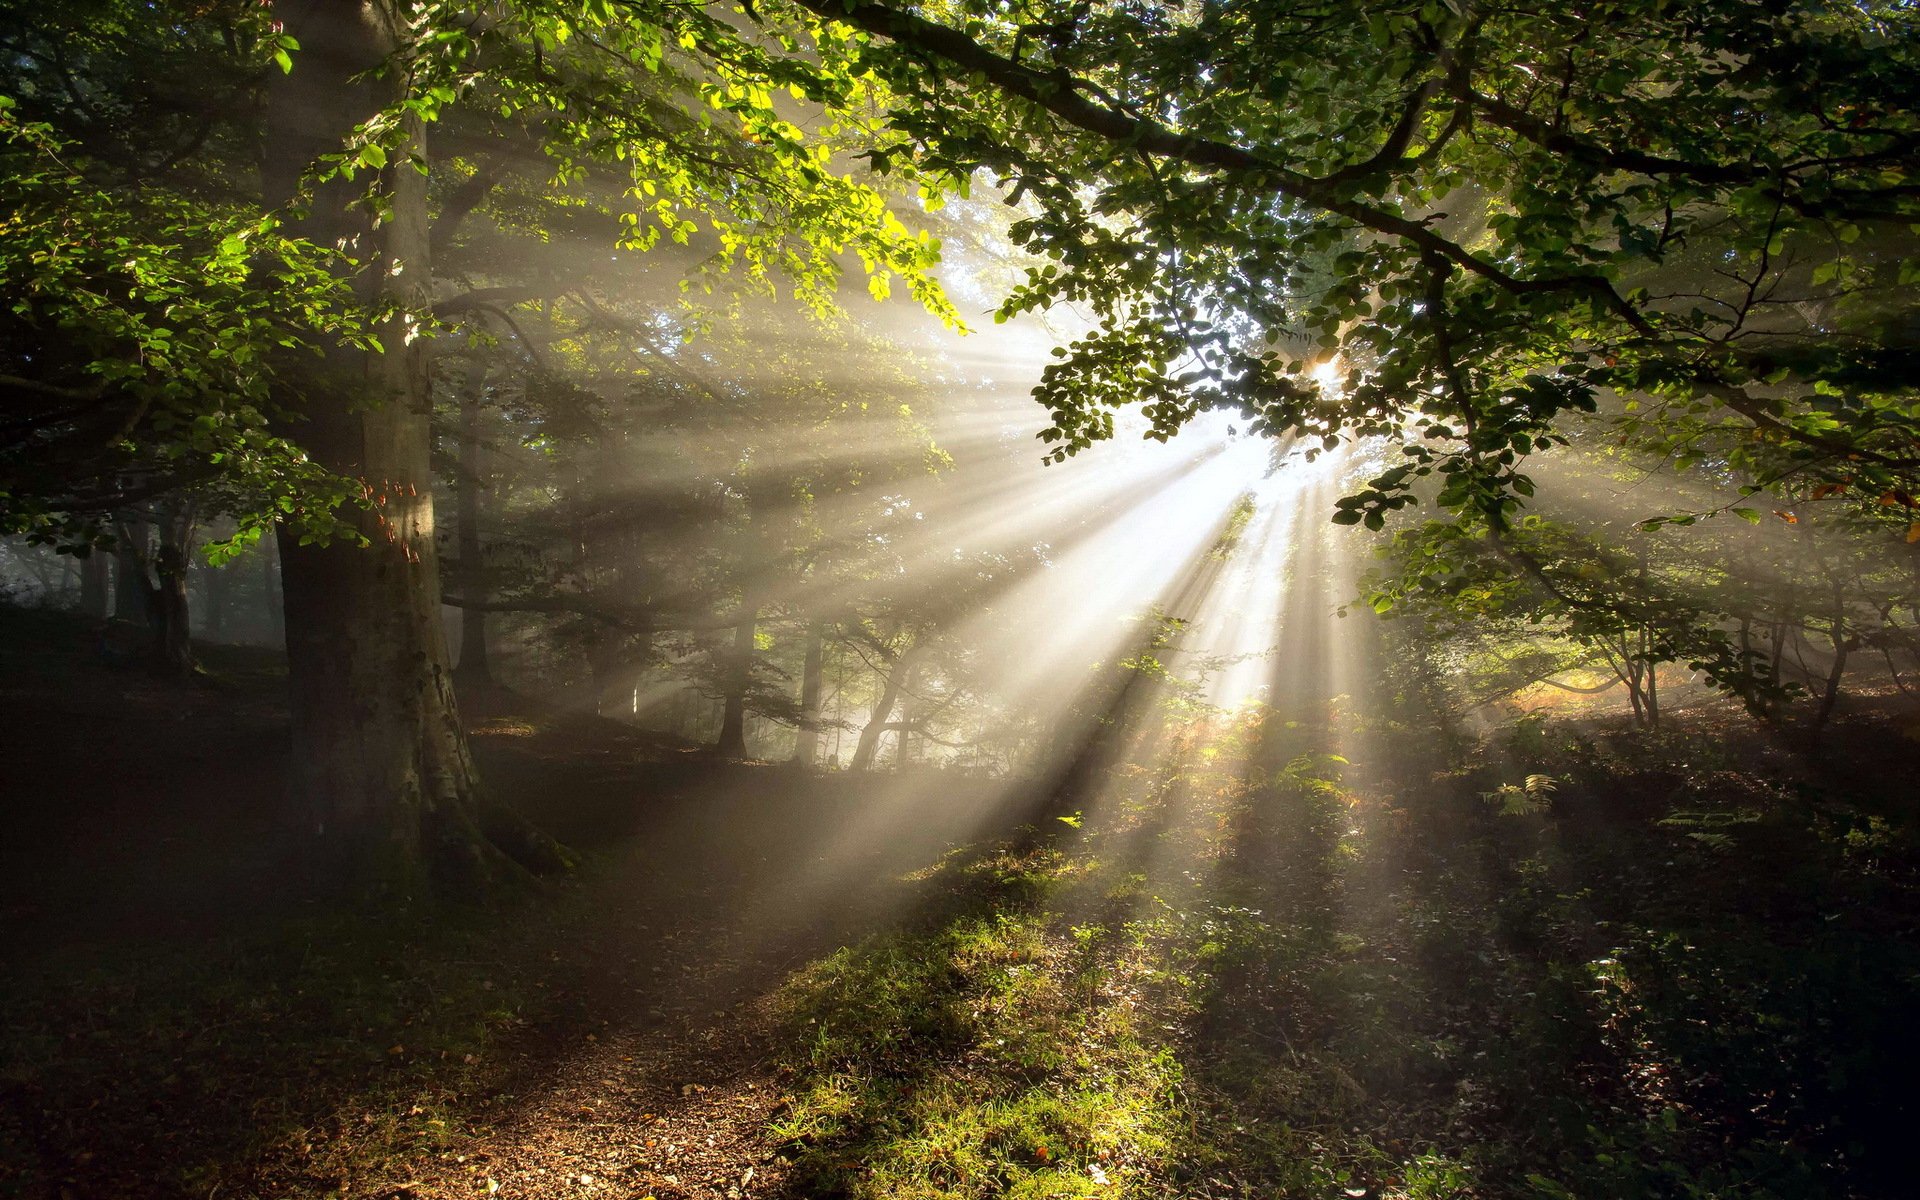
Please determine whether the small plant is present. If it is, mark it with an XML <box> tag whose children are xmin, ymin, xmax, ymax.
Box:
<box><xmin>1483</xmin><ymin>773</ymin><xmax>1558</xmax><ymax>816</ymax></box>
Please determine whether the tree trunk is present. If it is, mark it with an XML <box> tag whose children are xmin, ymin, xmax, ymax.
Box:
<box><xmin>263</xmin><ymin>536</ymin><xmax>285</xmax><ymax>646</ymax></box>
<box><xmin>1812</xmin><ymin>578</ymin><xmax>1853</xmax><ymax>738</ymax></box>
<box><xmin>80</xmin><ymin>552</ymin><xmax>109</xmax><ymax>620</ymax></box>
<box><xmin>112</xmin><ymin>510</ymin><xmax>149</xmax><ymax>621</ymax></box>
<box><xmin>203</xmin><ymin>553</ymin><xmax>230</xmax><ymax>638</ymax></box>
<box><xmin>453</xmin><ymin>359</ymin><xmax>493</xmax><ymax>687</ymax></box>
<box><xmin>148</xmin><ymin>502</ymin><xmax>196</xmax><ymax>677</ymax></box>
<box><xmin>266</xmin><ymin>0</ymin><xmax>559</xmax><ymax>894</ymax></box>
<box><xmin>714</xmin><ymin>600</ymin><xmax>758</xmax><ymax>758</ymax></box>
<box><xmin>151</xmin><ymin>545</ymin><xmax>194</xmax><ymax>675</ymax></box>
<box><xmin>850</xmin><ymin>646</ymin><xmax>915</xmax><ymax>771</ymax></box>
<box><xmin>792</xmin><ymin>623</ymin><xmax>825</xmax><ymax>766</ymax></box>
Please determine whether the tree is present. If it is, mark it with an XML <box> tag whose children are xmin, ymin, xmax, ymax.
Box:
<box><xmin>762</xmin><ymin>0</ymin><xmax>1920</xmax><ymax>697</ymax></box>
<box><xmin>5</xmin><ymin>0</ymin><xmax>957</xmax><ymax>889</ymax></box>
<box><xmin>254</xmin><ymin>0</ymin><xmax>958</xmax><ymax>886</ymax></box>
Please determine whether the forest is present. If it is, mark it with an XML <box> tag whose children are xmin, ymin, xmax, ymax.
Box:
<box><xmin>3</xmin><ymin>0</ymin><xmax>1919</xmax><ymax>1197</ymax></box>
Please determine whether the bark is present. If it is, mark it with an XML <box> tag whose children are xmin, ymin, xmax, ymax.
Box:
<box><xmin>80</xmin><ymin>552</ymin><xmax>109</xmax><ymax>620</ymax></box>
<box><xmin>112</xmin><ymin>510</ymin><xmax>149</xmax><ymax>620</ymax></box>
<box><xmin>792</xmin><ymin>623</ymin><xmax>825</xmax><ymax>766</ymax></box>
<box><xmin>151</xmin><ymin>543</ymin><xmax>194</xmax><ymax>675</ymax></box>
<box><xmin>263</xmin><ymin>537</ymin><xmax>284</xmax><ymax>645</ymax></box>
<box><xmin>147</xmin><ymin>502</ymin><xmax>196</xmax><ymax>676</ymax></box>
<box><xmin>453</xmin><ymin>358</ymin><xmax>493</xmax><ymax>687</ymax></box>
<box><xmin>587</xmin><ymin>641</ymin><xmax>615</xmax><ymax>718</ymax></box>
<box><xmin>850</xmin><ymin>646</ymin><xmax>915</xmax><ymax>771</ymax></box>
<box><xmin>1812</xmin><ymin>578</ymin><xmax>1854</xmax><ymax>738</ymax></box>
<box><xmin>714</xmin><ymin>599</ymin><xmax>759</xmax><ymax>758</ymax></box>
<box><xmin>266</xmin><ymin>0</ymin><xmax>561</xmax><ymax>895</ymax></box>
<box><xmin>203</xmin><ymin>554</ymin><xmax>230</xmax><ymax>638</ymax></box>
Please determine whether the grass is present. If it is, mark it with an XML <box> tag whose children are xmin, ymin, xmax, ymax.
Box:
<box><xmin>771</xmin><ymin>847</ymin><xmax>1184</xmax><ymax>1200</ymax></box>
<box><xmin>763</xmin><ymin>710</ymin><xmax>1920</xmax><ymax>1200</ymax></box>
<box><xmin>7</xmin><ymin>597</ymin><xmax>1917</xmax><ymax>1199</ymax></box>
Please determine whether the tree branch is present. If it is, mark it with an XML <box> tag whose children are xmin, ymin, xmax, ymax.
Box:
<box><xmin>784</xmin><ymin>0</ymin><xmax>1650</xmax><ymax>327</ymax></box>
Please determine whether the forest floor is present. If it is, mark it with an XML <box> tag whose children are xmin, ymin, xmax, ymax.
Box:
<box><xmin>4</xmin><ymin>606</ymin><xmax>1920</xmax><ymax>1200</ymax></box>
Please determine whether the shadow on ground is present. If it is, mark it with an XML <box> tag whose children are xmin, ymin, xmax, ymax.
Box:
<box><xmin>6</xmin><ymin>608</ymin><xmax>1920</xmax><ymax>1200</ymax></box>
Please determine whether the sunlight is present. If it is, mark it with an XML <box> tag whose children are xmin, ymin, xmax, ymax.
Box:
<box><xmin>1309</xmin><ymin>354</ymin><xmax>1345</xmax><ymax>394</ymax></box>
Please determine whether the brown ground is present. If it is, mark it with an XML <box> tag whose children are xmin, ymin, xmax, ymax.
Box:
<box><xmin>0</xmin><ymin>610</ymin><xmax>1029</xmax><ymax>1200</ymax></box>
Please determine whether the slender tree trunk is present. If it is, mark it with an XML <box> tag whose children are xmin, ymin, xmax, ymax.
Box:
<box><xmin>715</xmin><ymin>600</ymin><xmax>759</xmax><ymax>758</ymax></box>
<box><xmin>792</xmin><ymin>623</ymin><xmax>825</xmax><ymax>766</ymax></box>
<box><xmin>112</xmin><ymin>511</ymin><xmax>149</xmax><ymax>621</ymax></box>
<box><xmin>1812</xmin><ymin>578</ymin><xmax>1852</xmax><ymax>737</ymax></box>
<box><xmin>80</xmin><ymin>552</ymin><xmax>109</xmax><ymax>620</ymax></box>
<box><xmin>262</xmin><ymin>536</ymin><xmax>285</xmax><ymax>646</ymax></box>
<box><xmin>587</xmin><ymin>640</ymin><xmax>614</xmax><ymax>718</ymax></box>
<box><xmin>266</xmin><ymin>0</ymin><xmax>558</xmax><ymax>893</ymax></box>
<box><xmin>204</xmin><ymin>555</ymin><xmax>230</xmax><ymax>638</ymax></box>
<box><xmin>453</xmin><ymin>359</ymin><xmax>493</xmax><ymax>687</ymax></box>
<box><xmin>148</xmin><ymin>502</ymin><xmax>196</xmax><ymax>676</ymax></box>
<box><xmin>55</xmin><ymin>554</ymin><xmax>79</xmax><ymax>605</ymax></box>
<box><xmin>850</xmin><ymin>646</ymin><xmax>915</xmax><ymax>771</ymax></box>
<box><xmin>1643</xmin><ymin>660</ymin><xmax>1659</xmax><ymax>728</ymax></box>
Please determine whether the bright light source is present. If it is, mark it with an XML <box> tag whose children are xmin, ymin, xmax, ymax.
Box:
<box><xmin>1309</xmin><ymin>355</ymin><xmax>1344</xmax><ymax>393</ymax></box>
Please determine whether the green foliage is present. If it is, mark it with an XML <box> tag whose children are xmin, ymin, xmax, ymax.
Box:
<box><xmin>778</xmin><ymin>0</ymin><xmax>1920</xmax><ymax>602</ymax></box>
<box><xmin>773</xmin><ymin>842</ymin><xmax>1181</xmax><ymax>1199</ymax></box>
<box><xmin>402</xmin><ymin>0</ymin><xmax>959</xmax><ymax>323</ymax></box>
<box><xmin>1482</xmin><ymin>772</ymin><xmax>1558</xmax><ymax>818</ymax></box>
<box><xmin>1</xmin><ymin>0</ymin><xmax>965</xmax><ymax>553</ymax></box>
<box><xmin>0</xmin><ymin>101</ymin><xmax>368</xmax><ymax>550</ymax></box>
<box><xmin>765</xmin><ymin>696</ymin><xmax>1920</xmax><ymax>1200</ymax></box>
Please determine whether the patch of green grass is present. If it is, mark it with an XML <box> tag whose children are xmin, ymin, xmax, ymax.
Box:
<box><xmin>772</xmin><ymin>843</ymin><xmax>1185</xmax><ymax>1199</ymax></box>
<box><xmin>771</xmin><ymin>718</ymin><xmax>1920</xmax><ymax>1200</ymax></box>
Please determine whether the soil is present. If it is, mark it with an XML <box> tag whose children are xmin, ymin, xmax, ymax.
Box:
<box><xmin>0</xmin><ymin>609</ymin><xmax>1030</xmax><ymax>1200</ymax></box>
<box><xmin>8</xmin><ymin>607</ymin><xmax>1919</xmax><ymax>1200</ymax></box>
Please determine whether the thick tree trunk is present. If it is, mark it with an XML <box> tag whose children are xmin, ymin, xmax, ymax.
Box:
<box><xmin>148</xmin><ymin>503</ymin><xmax>196</xmax><ymax>677</ymax></box>
<box><xmin>714</xmin><ymin>601</ymin><xmax>758</xmax><ymax>758</ymax></box>
<box><xmin>792</xmin><ymin>624</ymin><xmax>825</xmax><ymax>766</ymax></box>
<box><xmin>453</xmin><ymin>360</ymin><xmax>493</xmax><ymax>687</ymax></box>
<box><xmin>267</xmin><ymin>0</ymin><xmax>559</xmax><ymax>894</ymax></box>
<box><xmin>151</xmin><ymin>544</ymin><xmax>194</xmax><ymax>676</ymax></box>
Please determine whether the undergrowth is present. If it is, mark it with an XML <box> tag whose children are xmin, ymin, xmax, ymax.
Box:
<box><xmin>767</xmin><ymin>711</ymin><xmax>1920</xmax><ymax>1200</ymax></box>
<box><xmin>0</xmin><ymin>887</ymin><xmax>589</xmax><ymax>1199</ymax></box>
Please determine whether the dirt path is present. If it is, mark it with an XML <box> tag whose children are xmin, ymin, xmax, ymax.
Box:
<box><xmin>0</xmin><ymin>620</ymin><xmax>1029</xmax><ymax>1200</ymax></box>
<box><xmin>237</xmin><ymin>735</ymin><xmax>1031</xmax><ymax>1200</ymax></box>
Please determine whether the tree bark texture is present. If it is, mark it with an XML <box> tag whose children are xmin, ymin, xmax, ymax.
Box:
<box><xmin>80</xmin><ymin>552</ymin><xmax>109</xmax><ymax>620</ymax></box>
<box><xmin>850</xmin><ymin>646</ymin><xmax>916</xmax><ymax>772</ymax></box>
<box><xmin>714</xmin><ymin>600</ymin><xmax>758</xmax><ymax>758</ymax></box>
<box><xmin>266</xmin><ymin>0</ymin><xmax>558</xmax><ymax>893</ymax></box>
<box><xmin>149</xmin><ymin>502</ymin><xmax>197</xmax><ymax>676</ymax></box>
<box><xmin>112</xmin><ymin>510</ymin><xmax>148</xmax><ymax>621</ymax></box>
<box><xmin>792</xmin><ymin>624</ymin><xmax>825</xmax><ymax>766</ymax></box>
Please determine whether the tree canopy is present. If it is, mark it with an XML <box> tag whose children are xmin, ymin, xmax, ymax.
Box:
<box><xmin>777</xmin><ymin>0</ymin><xmax>1919</xmax><ymax>508</ymax></box>
<box><xmin>5</xmin><ymin>0</ymin><xmax>1920</xmax><ymax>874</ymax></box>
